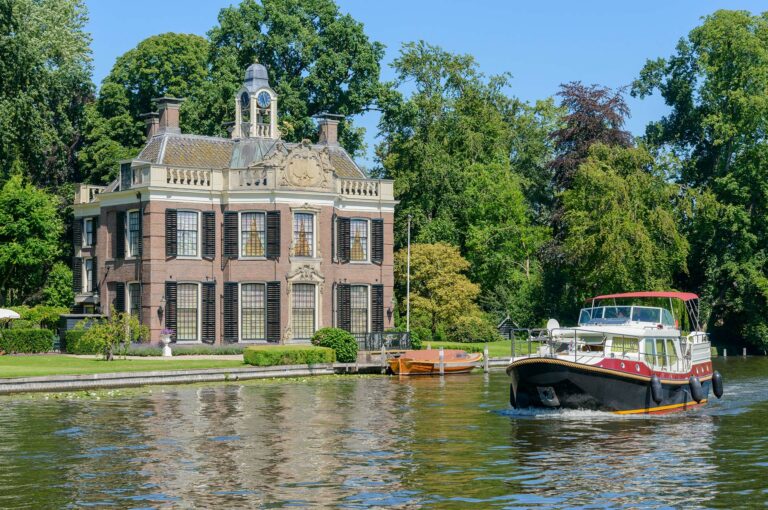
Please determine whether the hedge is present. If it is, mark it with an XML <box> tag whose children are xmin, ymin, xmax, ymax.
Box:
<box><xmin>243</xmin><ymin>345</ymin><xmax>335</xmax><ymax>366</ymax></box>
<box><xmin>64</xmin><ymin>330</ymin><xmax>101</xmax><ymax>354</ymax></box>
<box><xmin>0</xmin><ymin>329</ymin><xmax>54</xmax><ymax>354</ymax></box>
<box><xmin>125</xmin><ymin>345</ymin><xmax>246</xmax><ymax>356</ymax></box>
<box><xmin>311</xmin><ymin>327</ymin><xmax>358</xmax><ymax>362</ymax></box>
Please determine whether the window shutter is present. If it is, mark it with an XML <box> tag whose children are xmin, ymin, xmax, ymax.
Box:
<box><xmin>336</xmin><ymin>283</ymin><xmax>351</xmax><ymax>331</ymax></box>
<box><xmin>114</xmin><ymin>282</ymin><xmax>126</xmax><ymax>313</ymax></box>
<box><xmin>91</xmin><ymin>257</ymin><xmax>98</xmax><ymax>294</ymax></box>
<box><xmin>202</xmin><ymin>282</ymin><xmax>216</xmax><ymax>344</ymax></box>
<box><xmin>137</xmin><ymin>209</ymin><xmax>143</xmax><ymax>257</ymax></box>
<box><xmin>372</xmin><ymin>284</ymin><xmax>384</xmax><ymax>332</ymax></box>
<box><xmin>73</xmin><ymin>219</ymin><xmax>82</xmax><ymax>248</ymax></box>
<box><xmin>135</xmin><ymin>283</ymin><xmax>142</xmax><ymax>323</ymax></box>
<box><xmin>202</xmin><ymin>211</ymin><xmax>216</xmax><ymax>259</ymax></box>
<box><xmin>165</xmin><ymin>209</ymin><xmax>177</xmax><ymax>257</ymax></box>
<box><xmin>93</xmin><ymin>216</ymin><xmax>99</xmax><ymax>246</ymax></box>
<box><xmin>266</xmin><ymin>210</ymin><xmax>281</xmax><ymax>260</ymax></box>
<box><xmin>120</xmin><ymin>163</ymin><xmax>132</xmax><ymax>191</ymax></box>
<box><xmin>72</xmin><ymin>257</ymin><xmax>82</xmax><ymax>294</ymax></box>
<box><xmin>115</xmin><ymin>211</ymin><xmax>126</xmax><ymax>259</ymax></box>
<box><xmin>223</xmin><ymin>282</ymin><xmax>239</xmax><ymax>343</ymax></box>
<box><xmin>266</xmin><ymin>281</ymin><xmax>281</xmax><ymax>343</ymax></box>
<box><xmin>223</xmin><ymin>211</ymin><xmax>239</xmax><ymax>258</ymax></box>
<box><xmin>337</xmin><ymin>217</ymin><xmax>350</xmax><ymax>263</ymax></box>
<box><xmin>164</xmin><ymin>281</ymin><xmax>177</xmax><ymax>342</ymax></box>
<box><xmin>371</xmin><ymin>219</ymin><xmax>384</xmax><ymax>265</ymax></box>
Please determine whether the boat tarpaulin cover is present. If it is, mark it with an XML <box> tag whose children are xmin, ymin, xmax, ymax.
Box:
<box><xmin>590</xmin><ymin>291</ymin><xmax>699</xmax><ymax>302</ymax></box>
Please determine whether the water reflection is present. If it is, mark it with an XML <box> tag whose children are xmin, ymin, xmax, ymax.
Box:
<box><xmin>0</xmin><ymin>359</ymin><xmax>765</xmax><ymax>508</ymax></box>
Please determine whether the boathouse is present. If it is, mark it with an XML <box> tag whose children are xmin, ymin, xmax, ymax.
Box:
<box><xmin>71</xmin><ymin>64</ymin><xmax>396</xmax><ymax>345</ymax></box>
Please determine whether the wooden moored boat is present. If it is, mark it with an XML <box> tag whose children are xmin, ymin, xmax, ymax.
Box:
<box><xmin>388</xmin><ymin>349</ymin><xmax>482</xmax><ymax>375</ymax></box>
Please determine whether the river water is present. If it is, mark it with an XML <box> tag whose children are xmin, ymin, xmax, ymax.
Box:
<box><xmin>0</xmin><ymin>358</ymin><xmax>765</xmax><ymax>509</ymax></box>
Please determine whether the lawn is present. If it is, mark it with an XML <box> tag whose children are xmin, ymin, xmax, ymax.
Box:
<box><xmin>0</xmin><ymin>355</ymin><xmax>247</xmax><ymax>379</ymax></box>
<box><xmin>423</xmin><ymin>340</ymin><xmax>543</xmax><ymax>358</ymax></box>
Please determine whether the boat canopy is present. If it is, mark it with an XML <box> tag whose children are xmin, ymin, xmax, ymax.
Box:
<box><xmin>590</xmin><ymin>291</ymin><xmax>699</xmax><ymax>302</ymax></box>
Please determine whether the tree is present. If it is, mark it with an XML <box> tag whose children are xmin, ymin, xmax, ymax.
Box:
<box><xmin>632</xmin><ymin>9</ymin><xmax>768</xmax><ymax>347</ymax></box>
<box><xmin>79</xmin><ymin>33</ymin><xmax>209</xmax><ymax>183</ymax></box>
<box><xmin>74</xmin><ymin>309</ymin><xmax>148</xmax><ymax>360</ymax></box>
<box><xmin>393</xmin><ymin>243</ymin><xmax>483</xmax><ymax>336</ymax></box>
<box><xmin>0</xmin><ymin>176</ymin><xmax>64</xmax><ymax>305</ymax></box>
<box><xmin>560</xmin><ymin>144</ymin><xmax>689</xmax><ymax>302</ymax></box>
<box><xmin>184</xmin><ymin>0</ymin><xmax>385</xmax><ymax>156</ymax></box>
<box><xmin>41</xmin><ymin>262</ymin><xmax>75</xmax><ymax>308</ymax></box>
<box><xmin>0</xmin><ymin>0</ymin><xmax>93</xmax><ymax>187</ymax></box>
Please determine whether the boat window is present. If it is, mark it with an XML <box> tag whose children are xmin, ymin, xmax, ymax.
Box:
<box><xmin>631</xmin><ymin>306</ymin><xmax>661</xmax><ymax>323</ymax></box>
<box><xmin>603</xmin><ymin>306</ymin><xmax>631</xmax><ymax>320</ymax></box>
<box><xmin>579</xmin><ymin>309</ymin><xmax>591</xmax><ymax>324</ymax></box>
<box><xmin>613</xmin><ymin>336</ymin><xmax>639</xmax><ymax>354</ymax></box>
<box><xmin>662</xmin><ymin>309</ymin><xmax>675</xmax><ymax>327</ymax></box>
<box><xmin>666</xmin><ymin>339</ymin><xmax>679</xmax><ymax>370</ymax></box>
<box><xmin>644</xmin><ymin>338</ymin><xmax>655</xmax><ymax>365</ymax></box>
<box><xmin>655</xmin><ymin>338</ymin><xmax>667</xmax><ymax>368</ymax></box>
<box><xmin>579</xmin><ymin>307</ymin><xmax>604</xmax><ymax>324</ymax></box>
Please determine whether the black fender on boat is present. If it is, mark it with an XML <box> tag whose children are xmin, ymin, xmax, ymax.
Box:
<box><xmin>712</xmin><ymin>370</ymin><xmax>724</xmax><ymax>399</ymax></box>
<box><xmin>689</xmin><ymin>375</ymin><xmax>704</xmax><ymax>403</ymax></box>
<box><xmin>650</xmin><ymin>374</ymin><xmax>663</xmax><ymax>404</ymax></box>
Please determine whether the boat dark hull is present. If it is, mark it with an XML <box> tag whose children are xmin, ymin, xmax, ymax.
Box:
<box><xmin>507</xmin><ymin>358</ymin><xmax>710</xmax><ymax>414</ymax></box>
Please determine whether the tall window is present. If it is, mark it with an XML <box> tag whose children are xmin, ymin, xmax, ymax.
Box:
<box><xmin>83</xmin><ymin>218</ymin><xmax>94</xmax><ymax>247</ymax></box>
<box><xmin>177</xmin><ymin>284</ymin><xmax>199</xmax><ymax>341</ymax></box>
<box><xmin>83</xmin><ymin>258</ymin><xmax>94</xmax><ymax>292</ymax></box>
<box><xmin>350</xmin><ymin>219</ymin><xmax>368</xmax><ymax>262</ymax></box>
<box><xmin>241</xmin><ymin>283</ymin><xmax>266</xmax><ymax>340</ymax></box>
<box><xmin>177</xmin><ymin>211</ymin><xmax>199</xmax><ymax>257</ymax></box>
<box><xmin>241</xmin><ymin>212</ymin><xmax>266</xmax><ymax>257</ymax></box>
<box><xmin>128</xmin><ymin>283</ymin><xmax>141</xmax><ymax>317</ymax></box>
<box><xmin>293</xmin><ymin>213</ymin><xmax>314</xmax><ymax>257</ymax></box>
<box><xmin>127</xmin><ymin>210</ymin><xmax>140</xmax><ymax>257</ymax></box>
<box><xmin>292</xmin><ymin>283</ymin><xmax>315</xmax><ymax>340</ymax></box>
<box><xmin>350</xmin><ymin>285</ymin><xmax>369</xmax><ymax>338</ymax></box>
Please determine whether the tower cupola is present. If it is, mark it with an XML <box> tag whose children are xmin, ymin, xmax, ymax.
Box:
<box><xmin>232</xmin><ymin>63</ymin><xmax>278</xmax><ymax>139</ymax></box>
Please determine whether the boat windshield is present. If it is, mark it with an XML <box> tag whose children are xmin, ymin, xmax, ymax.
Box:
<box><xmin>578</xmin><ymin>305</ymin><xmax>677</xmax><ymax>327</ymax></box>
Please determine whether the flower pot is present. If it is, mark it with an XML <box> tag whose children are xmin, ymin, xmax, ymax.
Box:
<box><xmin>160</xmin><ymin>334</ymin><xmax>172</xmax><ymax>357</ymax></box>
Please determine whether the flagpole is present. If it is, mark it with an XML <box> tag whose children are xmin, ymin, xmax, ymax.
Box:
<box><xmin>406</xmin><ymin>214</ymin><xmax>411</xmax><ymax>333</ymax></box>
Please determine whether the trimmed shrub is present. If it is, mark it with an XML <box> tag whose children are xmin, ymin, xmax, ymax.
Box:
<box><xmin>446</xmin><ymin>316</ymin><xmax>503</xmax><ymax>343</ymax></box>
<box><xmin>244</xmin><ymin>345</ymin><xmax>335</xmax><ymax>366</ymax></box>
<box><xmin>311</xmin><ymin>327</ymin><xmax>358</xmax><ymax>362</ymax></box>
<box><xmin>10</xmin><ymin>319</ymin><xmax>36</xmax><ymax>330</ymax></box>
<box><xmin>65</xmin><ymin>330</ymin><xmax>100</xmax><ymax>354</ymax></box>
<box><xmin>0</xmin><ymin>329</ymin><xmax>54</xmax><ymax>354</ymax></box>
<box><xmin>411</xmin><ymin>326</ymin><xmax>432</xmax><ymax>349</ymax></box>
<box><xmin>123</xmin><ymin>344</ymin><xmax>246</xmax><ymax>356</ymax></box>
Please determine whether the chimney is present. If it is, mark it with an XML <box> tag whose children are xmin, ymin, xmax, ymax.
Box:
<box><xmin>317</xmin><ymin>114</ymin><xmax>343</xmax><ymax>146</ymax></box>
<box><xmin>154</xmin><ymin>97</ymin><xmax>184</xmax><ymax>134</ymax></box>
<box><xmin>140</xmin><ymin>112</ymin><xmax>160</xmax><ymax>140</ymax></box>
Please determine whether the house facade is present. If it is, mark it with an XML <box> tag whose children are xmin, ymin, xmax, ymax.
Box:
<box><xmin>72</xmin><ymin>64</ymin><xmax>396</xmax><ymax>345</ymax></box>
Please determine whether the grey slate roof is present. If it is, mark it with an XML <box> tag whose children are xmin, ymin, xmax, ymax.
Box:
<box><xmin>135</xmin><ymin>133</ymin><xmax>366</xmax><ymax>178</ymax></box>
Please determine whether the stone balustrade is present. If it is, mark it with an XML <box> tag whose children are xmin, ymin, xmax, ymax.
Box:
<box><xmin>166</xmin><ymin>167</ymin><xmax>212</xmax><ymax>188</ymax></box>
<box><xmin>337</xmin><ymin>178</ymin><xmax>379</xmax><ymax>198</ymax></box>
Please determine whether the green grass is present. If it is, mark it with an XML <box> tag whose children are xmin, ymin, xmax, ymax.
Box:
<box><xmin>0</xmin><ymin>355</ymin><xmax>247</xmax><ymax>379</ymax></box>
<box><xmin>422</xmin><ymin>340</ymin><xmax>543</xmax><ymax>358</ymax></box>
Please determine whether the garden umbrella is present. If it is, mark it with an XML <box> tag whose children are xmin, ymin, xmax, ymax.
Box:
<box><xmin>0</xmin><ymin>309</ymin><xmax>20</xmax><ymax>320</ymax></box>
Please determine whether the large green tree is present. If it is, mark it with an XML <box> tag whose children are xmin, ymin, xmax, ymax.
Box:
<box><xmin>633</xmin><ymin>9</ymin><xmax>768</xmax><ymax>347</ymax></box>
<box><xmin>79</xmin><ymin>33</ymin><xmax>209</xmax><ymax>183</ymax></box>
<box><xmin>378</xmin><ymin>41</ymin><xmax>555</xmax><ymax>323</ymax></box>
<box><xmin>184</xmin><ymin>0</ymin><xmax>385</xmax><ymax>156</ymax></box>
<box><xmin>0</xmin><ymin>175</ymin><xmax>64</xmax><ymax>305</ymax></box>
<box><xmin>560</xmin><ymin>144</ymin><xmax>689</xmax><ymax>303</ymax></box>
<box><xmin>0</xmin><ymin>0</ymin><xmax>93</xmax><ymax>187</ymax></box>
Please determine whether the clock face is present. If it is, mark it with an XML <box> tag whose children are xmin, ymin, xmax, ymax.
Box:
<box><xmin>257</xmin><ymin>91</ymin><xmax>271</xmax><ymax>109</ymax></box>
<box><xmin>240</xmin><ymin>92</ymin><xmax>250</xmax><ymax>109</ymax></box>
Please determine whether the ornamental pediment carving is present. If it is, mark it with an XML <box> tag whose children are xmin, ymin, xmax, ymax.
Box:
<box><xmin>259</xmin><ymin>139</ymin><xmax>334</xmax><ymax>190</ymax></box>
<box><xmin>286</xmin><ymin>263</ymin><xmax>325</xmax><ymax>287</ymax></box>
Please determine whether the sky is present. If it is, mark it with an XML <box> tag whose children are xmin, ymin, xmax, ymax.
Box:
<box><xmin>86</xmin><ymin>0</ymin><xmax>766</xmax><ymax>167</ymax></box>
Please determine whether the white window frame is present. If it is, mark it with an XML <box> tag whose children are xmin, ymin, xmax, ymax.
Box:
<box><xmin>291</xmin><ymin>282</ymin><xmax>318</xmax><ymax>340</ymax></box>
<box><xmin>349</xmin><ymin>218</ymin><xmax>371</xmax><ymax>264</ymax></box>
<box><xmin>292</xmin><ymin>211</ymin><xmax>316</xmax><ymax>258</ymax></box>
<box><xmin>175</xmin><ymin>282</ymin><xmax>202</xmax><ymax>344</ymax></box>
<box><xmin>238</xmin><ymin>282</ymin><xmax>268</xmax><ymax>343</ymax></box>
<box><xmin>348</xmin><ymin>283</ymin><xmax>371</xmax><ymax>335</ymax></box>
<box><xmin>82</xmin><ymin>217</ymin><xmax>94</xmax><ymax>248</ymax></box>
<box><xmin>176</xmin><ymin>210</ymin><xmax>202</xmax><ymax>259</ymax></box>
<box><xmin>82</xmin><ymin>258</ymin><xmax>94</xmax><ymax>293</ymax></box>
<box><xmin>238</xmin><ymin>211</ymin><xmax>267</xmax><ymax>260</ymax></box>
<box><xmin>127</xmin><ymin>281</ymin><xmax>141</xmax><ymax>318</ymax></box>
<box><xmin>126</xmin><ymin>209</ymin><xmax>141</xmax><ymax>259</ymax></box>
